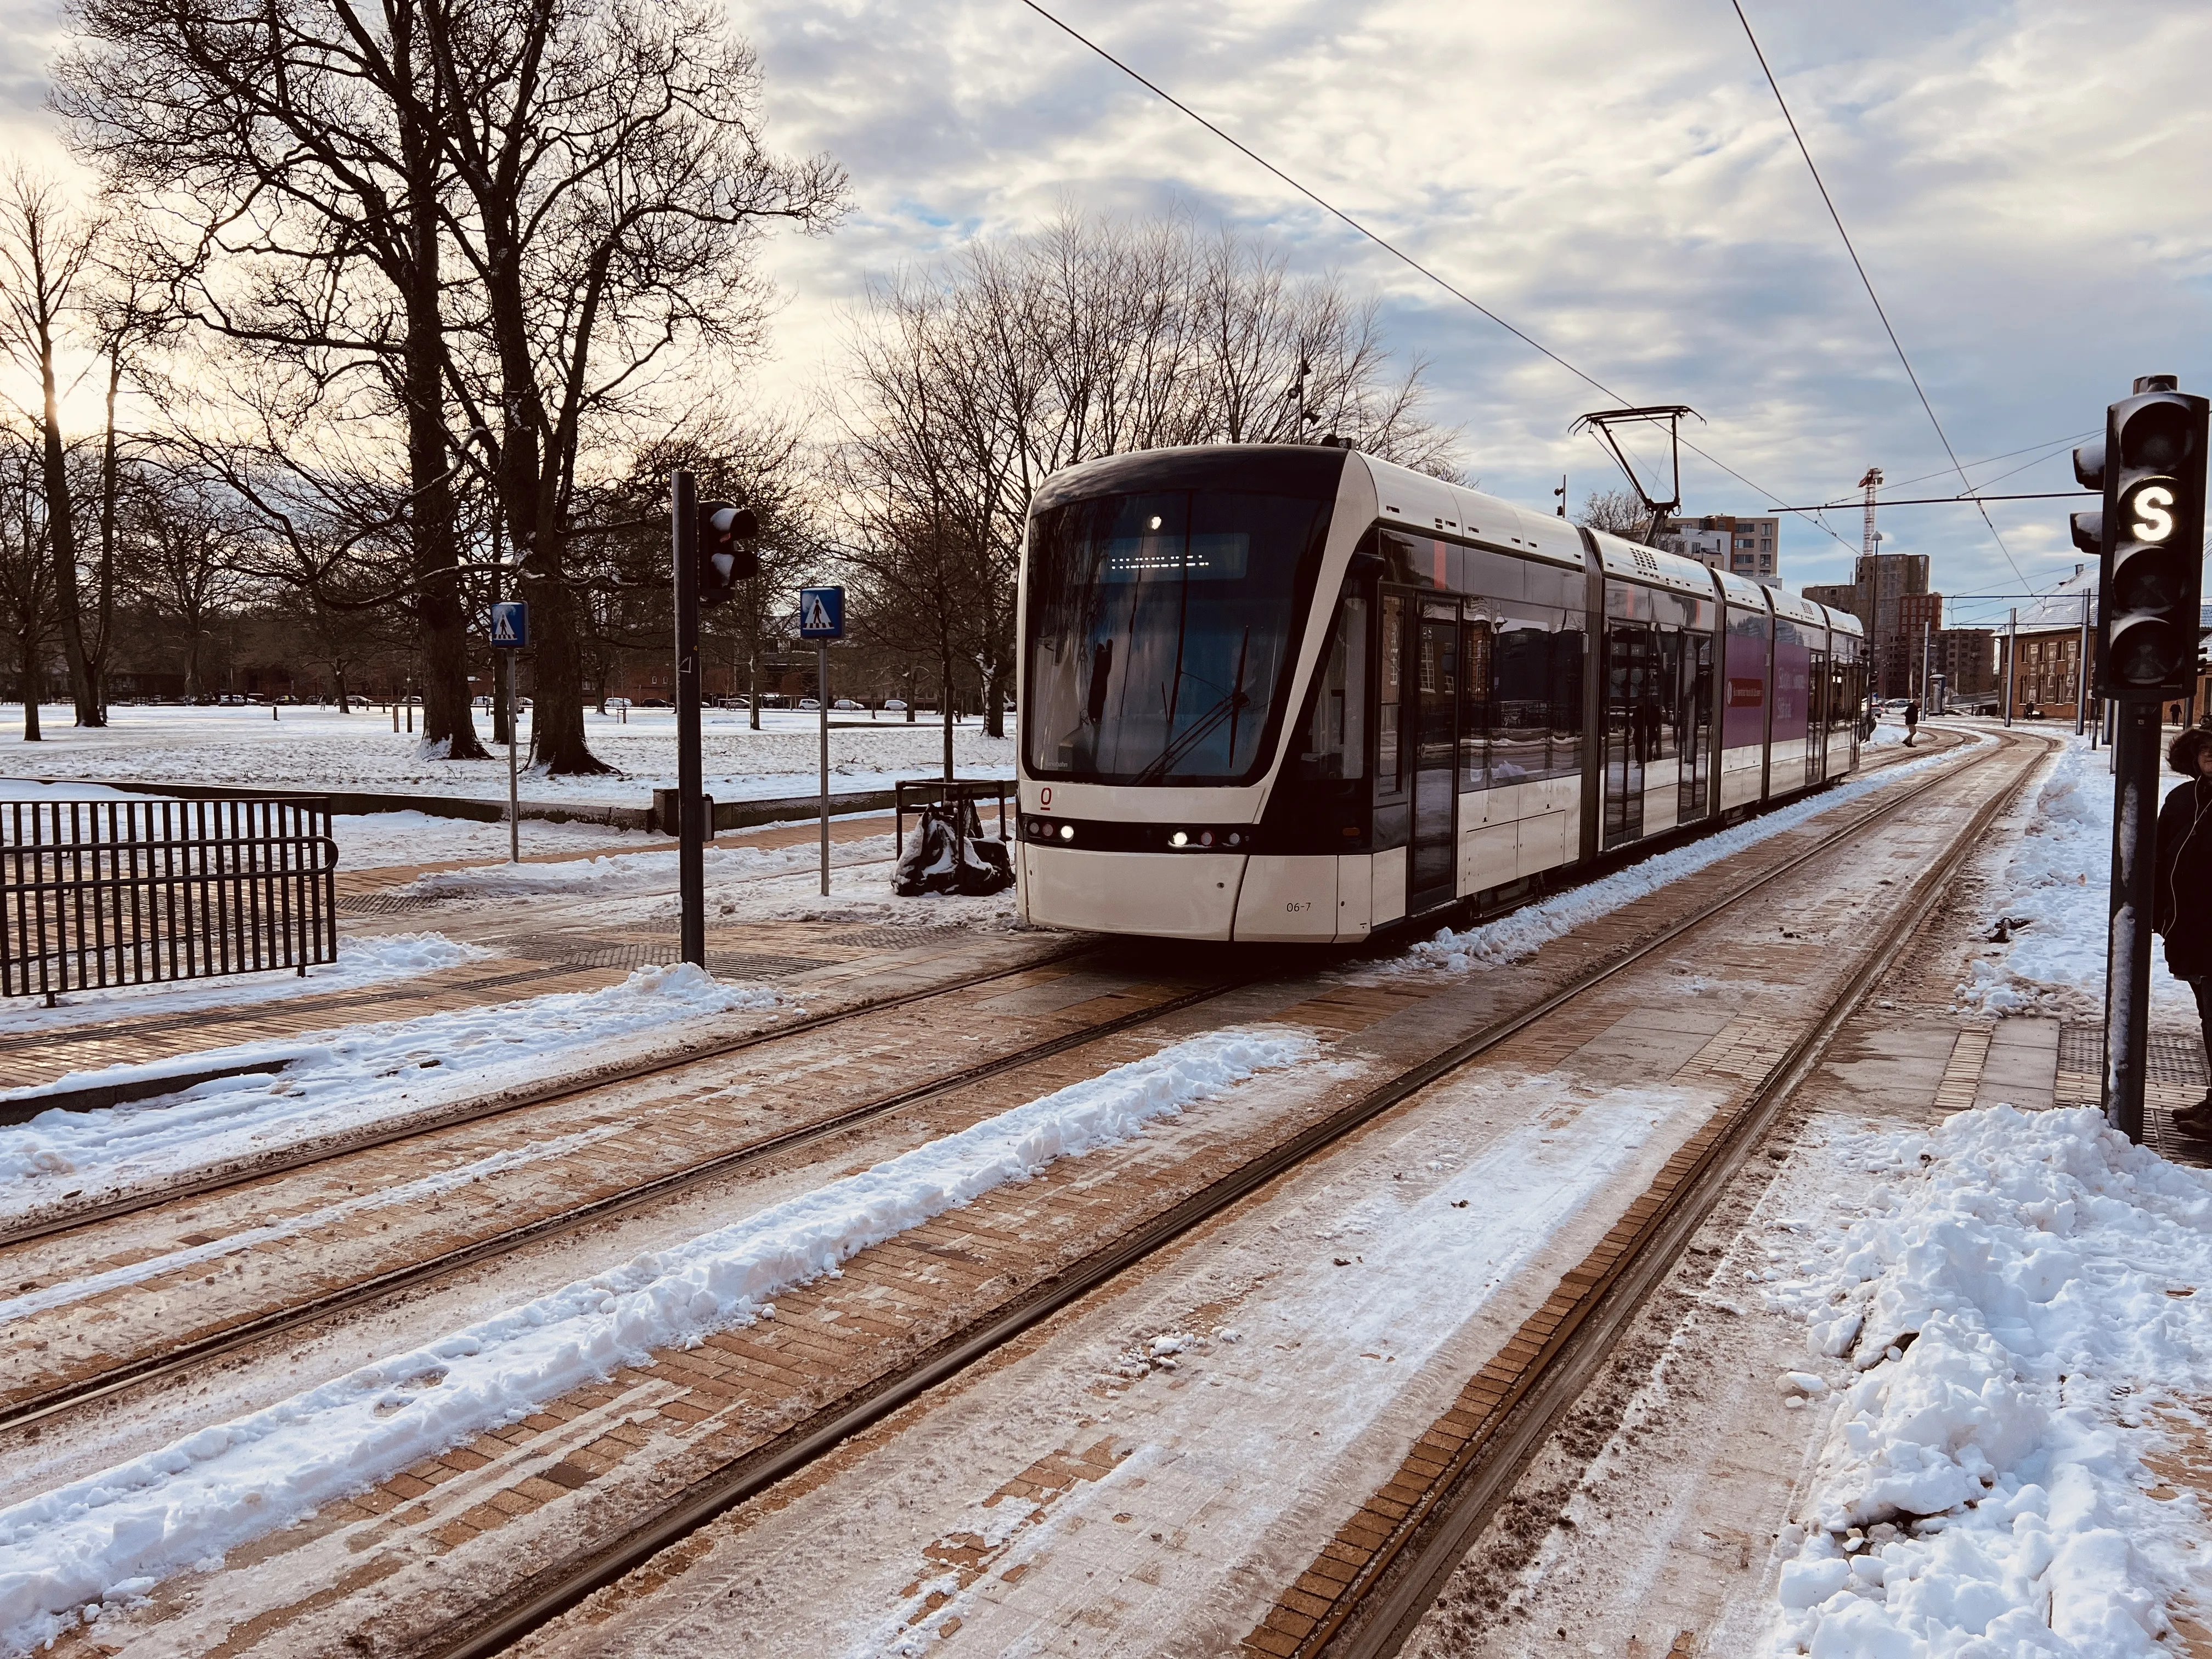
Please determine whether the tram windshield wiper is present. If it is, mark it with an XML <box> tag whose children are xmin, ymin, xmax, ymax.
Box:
<box><xmin>1130</xmin><ymin>686</ymin><xmax>1253</xmax><ymax>785</ymax></box>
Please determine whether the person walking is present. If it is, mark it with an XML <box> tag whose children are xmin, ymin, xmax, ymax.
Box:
<box><xmin>1903</xmin><ymin>698</ymin><xmax>1920</xmax><ymax>747</ymax></box>
<box><xmin>2158</xmin><ymin>724</ymin><xmax>2212</xmax><ymax>1132</ymax></box>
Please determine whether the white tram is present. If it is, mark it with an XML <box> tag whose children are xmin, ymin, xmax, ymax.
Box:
<box><xmin>1013</xmin><ymin>444</ymin><xmax>1866</xmax><ymax>943</ymax></box>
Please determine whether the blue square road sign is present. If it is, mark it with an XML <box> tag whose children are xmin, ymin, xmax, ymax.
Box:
<box><xmin>798</xmin><ymin>586</ymin><xmax>845</xmax><ymax>640</ymax></box>
<box><xmin>490</xmin><ymin>601</ymin><xmax>529</xmax><ymax>649</ymax></box>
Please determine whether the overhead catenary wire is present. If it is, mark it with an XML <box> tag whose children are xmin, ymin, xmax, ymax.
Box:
<box><xmin>1729</xmin><ymin>0</ymin><xmax>2030</xmax><ymax>586</ymax></box>
<box><xmin>1013</xmin><ymin>0</ymin><xmax>1860</xmax><ymax>554</ymax></box>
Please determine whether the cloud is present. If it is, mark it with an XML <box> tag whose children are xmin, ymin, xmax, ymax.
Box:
<box><xmin>6</xmin><ymin>0</ymin><xmax>2209</xmax><ymax>617</ymax></box>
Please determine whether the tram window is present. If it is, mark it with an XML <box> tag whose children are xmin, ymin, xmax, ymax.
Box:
<box><xmin>1460</xmin><ymin>617</ymin><xmax>1493</xmax><ymax>789</ymax></box>
<box><xmin>1771</xmin><ymin>617</ymin><xmax>1810</xmax><ymax>741</ymax></box>
<box><xmin>1550</xmin><ymin>624</ymin><xmax>1585</xmax><ymax>774</ymax></box>
<box><xmin>1492</xmin><ymin>613</ymin><xmax>1554</xmax><ymax>782</ymax></box>
<box><xmin>1024</xmin><ymin>487</ymin><xmax>1331</xmax><ymax>785</ymax></box>
<box><xmin>1291</xmin><ymin>595</ymin><xmax>1368</xmax><ymax>781</ymax></box>
<box><xmin>1378</xmin><ymin>592</ymin><xmax>1406</xmax><ymax>793</ymax></box>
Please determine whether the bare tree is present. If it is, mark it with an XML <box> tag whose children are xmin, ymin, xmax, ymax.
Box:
<box><xmin>413</xmin><ymin>0</ymin><xmax>843</xmax><ymax>772</ymax></box>
<box><xmin>1577</xmin><ymin>488</ymin><xmax>1650</xmax><ymax>539</ymax></box>
<box><xmin>0</xmin><ymin>430</ymin><xmax>58</xmax><ymax>738</ymax></box>
<box><xmin>115</xmin><ymin>460</ymin><xmax>253</xmax><ymax>702</ymax></box>
<box><xmin>0</xmin><ymin>167</ymin><xmax>103</xmax><ymax>726</ymax></box>
<box><xmin>832</xmin><ymin>212</ymin><xmax>1458</xmax><ymax>749</ymax></box>
<box><xmin>56</xmin><ymin>0</ymin><xmax>490</xmax><ymax>758</ymax></box>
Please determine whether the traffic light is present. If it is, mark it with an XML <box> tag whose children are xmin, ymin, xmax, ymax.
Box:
<box><xmin>2076</xmin><ymin>376</ymin><xmax>2208</xmax><ymax>700</ymax></box>
<box><xmin>697</xmin><ymin>501</ymin><xmax>761</xmax><ymax>608</ymax></box>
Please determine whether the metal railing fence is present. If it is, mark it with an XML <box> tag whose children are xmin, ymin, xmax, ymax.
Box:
<box><xmin>1</xmin><ymin>797</ymin><xmax>339</xmax><ymax>1003</ymax></box>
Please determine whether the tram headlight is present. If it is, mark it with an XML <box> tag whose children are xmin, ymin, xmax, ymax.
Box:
<box><xmin>1058</xmin><ymin>823</ymin><xmax>1074</xmax><ymax>842</ymax></box>
<box><xmin>1169</xmin><ymin>831</ymin><xmax>1188</xmax><ymax>847</ymax></box>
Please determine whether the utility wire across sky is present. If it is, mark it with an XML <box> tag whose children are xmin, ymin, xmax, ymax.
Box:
<box><xmin>1729</xmin><ymin>0</ymin><xmax>2033</xmax><ymax>588</ymax></box>
<box><xmin>1013</xmin><ymin>0</ymin><xmax>1866</xmax><ymax>553</ymax></box>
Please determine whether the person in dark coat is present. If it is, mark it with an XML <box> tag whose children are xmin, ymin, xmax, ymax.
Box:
<box><xmin>2157</xmin><ymin>725</ymin><xmax>2212</xmax><ymax>1125</ymax></box>
<box><xmin>1903</xmin><ymin>698</ymin><xmax>1920</xmax><ymax>747</ymax></box>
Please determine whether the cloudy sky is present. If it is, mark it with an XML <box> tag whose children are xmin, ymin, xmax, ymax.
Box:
<box><xmin>7</xmin><ymin>0</ymin><xmax>2209</xmax><ymax>627</ymax></box>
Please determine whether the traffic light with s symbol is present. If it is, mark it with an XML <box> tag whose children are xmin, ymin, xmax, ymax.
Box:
<box><xmin>2073</xmin><ymin>376</ymin><xmax>2208</xmax><ymax>701</ymax></box>
<box><xmin>697</xmin><ymin>501</ymin><xmax>761</xmax><ymax>608</ymax></box>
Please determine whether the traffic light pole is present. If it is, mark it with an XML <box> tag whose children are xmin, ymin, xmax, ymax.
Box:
<box><xmin>2104</xmin><ymin>701</ymin><xmax>2162</xmax><ymax>1144</ymax></box>
<box><xmin>673</xmin><ymin>468</ymin><xmax>706</xmax><ymax>969</ymax></box>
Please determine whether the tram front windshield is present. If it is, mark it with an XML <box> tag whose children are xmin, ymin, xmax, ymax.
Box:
<box><xmin>1025</xmin><ymin>489</ymin><xmax>1330</xmax><ymax>786</ymax></box>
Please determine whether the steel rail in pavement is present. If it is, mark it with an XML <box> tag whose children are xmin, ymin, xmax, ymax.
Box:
<box><xmin>0</xmin><ymin>939</ymin><xmax>1099</xmax><ymax>1250</ymax></box>
<box><xmin>407</xmin><ymin>731</ymin><xmax>2017</xmax><ymax>1659</ymax></box>
<box><xmin>0</xmin><ymin>969</ymin><xmax>1260</xmax><ymax>1435</ymax></box>
<box><xmin>1314</xmin><ymin>726</ymin><xmax>2058</xmax><ymax>1658</ymax></box>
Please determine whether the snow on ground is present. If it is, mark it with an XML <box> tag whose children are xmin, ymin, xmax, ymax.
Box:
<box><xmin>0</xmin><ymin>1120</ymin><xmax>637</xmax><ymax>1325</ymax></box>
<box><xmin>0</xmin><ymin>777</ymin><xmax>665</xmax><ymax>867</ymax></box>
<box><xmin>0</xmin><ymin>964</ymin><xmax>777</xmax><ymax>1211</ymax></box>
<box><xmin>1402</xmin><ymin>736</ymin><xmax>1987</xmax><ymax>973</ymax></box>
<box><xmin>0</xmin><ymin>1026</ymin><xmax>1314</xmax><ymax>1655</ymax></box>
<box><xmin>1760</xmin><ymin>1105</ymin><xmax>2212</xmax><ymax>1657</ymax></box>
<box><xmin>393</xmin><ymin>830</ymin><xmax>896</xmax><ymax>900</ymax></box>
<box><xmin>0</xmin><ymin>705</ymin><xmax>1015</xmax><ymax>807</ymax></box>
<box><xmin>0</xmin><ymin>933</ymin><xmax>487</xmax><ymax>1037</ymax></box>
<box><xmin>1954</xmin><ymin>736</ymin><xmax>2194</xmax><ymax>1019</ymax></box>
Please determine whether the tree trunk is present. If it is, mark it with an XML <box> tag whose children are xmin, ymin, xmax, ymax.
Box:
<box><xmin>36</xmin><ymin>365</ymin><xmax>94</xmax><ymax>728</ymax></box>
<box><xmin>17</xmin><ymin>642</ymin><xmax>40</xmax><ymax>740</ymax></box>
<box><xmin>748</xmin><ymin>631</ymin><xmax>761</xmax><ymax>731</ymax></box>
<box><xmin>334</xmin><ymin>662</ymin><xmax>350</xmax><ymax>712</ymax></box>
<box><xmin>87</xmin><ymin>347</ymin><xmax>122</xmax><ymax>727</ymax></box>
<box><xmin>397</xmin><ymin>22</ymin><xmax>486</xmax><ymax>762</ymax></box>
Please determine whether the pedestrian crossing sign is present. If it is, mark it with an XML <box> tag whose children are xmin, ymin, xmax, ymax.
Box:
<box><xmin>490</xmin><ymin>601</ymin><xmax>528</xmax><ymax>648</ymax></box>
<box><xmin>798</xmin><ymin>586</ymin><xmax>845</xmax><ymax>640</ymax></box>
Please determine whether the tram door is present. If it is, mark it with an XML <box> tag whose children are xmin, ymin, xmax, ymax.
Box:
<box><xmin>1409</xmin><ymin>602</ymin><xmax>1460</xmax><ymax>914</ymax></box>
<box><xmin>1679</xmin><ymin>635</ymin><xmax>1714</xmax><ymax>826</ymax></box>
<box><xmin>1805</xmin><ymin>650</ymin><xmax>1829</xmax><ymax>787</ymax></box>
<box><xmin>1604</xmin><ymin>625</ymin><xmax>1652</xmax><ymax>848</ymax></box>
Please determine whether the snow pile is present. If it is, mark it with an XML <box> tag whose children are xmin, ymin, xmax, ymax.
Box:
<box><xmin>0</xmin><ymin>963</ymin><xmax>777</xmax><ymax>1206</ymax></box>
<box><xmin>1404</xmin><ymin>739</ymin><xmax>1981</xmax><ymax>972</ymax></box>
<box><xmin>1954</xmin><ymin>738</ymin><xmax>2193</xmax><ymax>1018</ymax></box>
<box><xmin>0</xmin><ymin>1025</ymin><xmax>1313</xmax><ymax>1652</ymax></box>
<box><xmin>1765</xmin><ymin>1106</ymin><xmax>2212</xmax><ymax>1655</ymax></box>
<box><xmin>0</xmin><ymin>932</ymin><xmax>487</xmax><ymax>1036</ymax></box>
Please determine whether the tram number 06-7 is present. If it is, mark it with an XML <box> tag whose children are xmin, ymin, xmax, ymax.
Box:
<box><xmin>1285</xmin><ymin>901</ymin><xmax>1312</xmax><ymax>914</ymax></box>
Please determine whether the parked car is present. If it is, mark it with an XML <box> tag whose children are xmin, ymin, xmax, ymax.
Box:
<box><xmin>604</xmin><ymin>697</ymin><xmax>631</xmax><ymax>710</ymax></box>
<box><xmin>640</xmin><ymin>697</ymin><xmax>669</xmax><ymax>708</ymax></box>
<box><xmin>883</xmin><ymin>698</ymin><xmax>908</xmax><ymax>712</ymax></box>
<box><xmin>798</xmin><ymin>698</ymin><xmax>821</xmax><ymax>710</ymax></box>
<box><xmin>832</xmin><ymin>698</ymin><xmax>862</xmax><ymax>710</ymax></box>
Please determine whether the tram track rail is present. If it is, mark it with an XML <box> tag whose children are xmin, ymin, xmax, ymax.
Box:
<box><xmin>400</xmin><ymin>727</ymin><xmax>2031</xmax><ymax>1659</ymax></box>
<box><xmin>1297</xmin><ymin>724</ymin><xmax>2058</xmax><ymax>1659</ymax></box>
<box><xmin>0</xmin><ymin>938</ymin><xmax>1099</xmax><ymax>1251</ymax></box>
<box><xmin>1</xmin><ymin>735</ymin><xmax>1976</xmax><ymax>1440</ymax></box>
<box><xmin>0</xmin><ymin>963</ymin><xmax>1264</xmax><ymax>1435</ymax></box>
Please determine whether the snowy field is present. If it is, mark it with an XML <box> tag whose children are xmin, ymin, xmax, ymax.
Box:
<box><xmin>0</xmin><ymin>703</ymin><xmax>1017</xmax><ymax>808</ymax></box>
<box><xmin>0</xmin><ymin>778</ymin><xmax>661</xmax><ymax>869</ymax></box>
